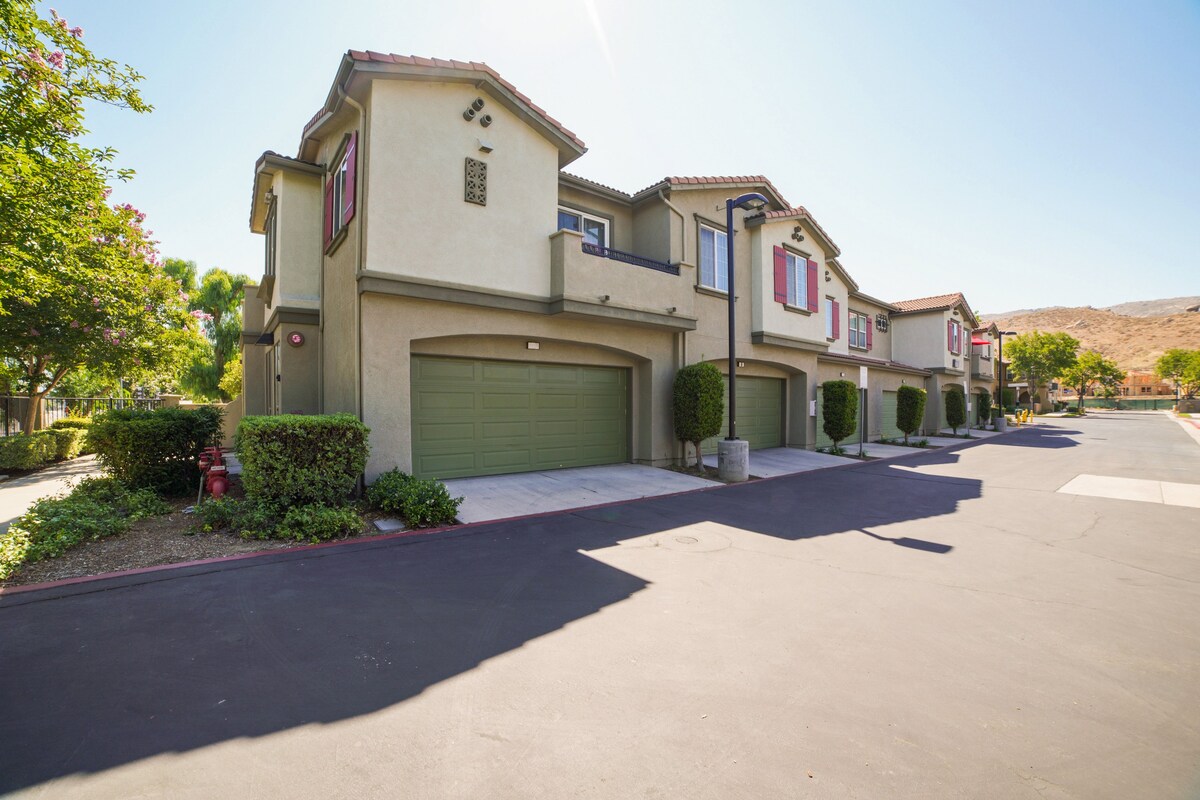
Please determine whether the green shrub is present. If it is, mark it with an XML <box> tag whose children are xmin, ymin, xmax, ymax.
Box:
<box><xmin>194</xmin><ymin>497</ymin><xmax>279</xmax><ymax>539</ymax></box>
<box><xmin>88</xmin><ymin>406</ymin><xmax>224</xmax><ymax>495</ymax></box>
<box><xmin>367</xmin><ymin>468</ymin><xmax>462</xmax><ymax>528</ymax></box>
<box><xmin>46</xmin><ymin>428</ymin><xmax>85</xmax><ymax>461</ymax></box>
<box><xmin>49</xmin><ymin>417</ymin><xmax>91</xmax><ymax>430</ymax></box>
<box><xmin>236</xmin><ymin>414</ymin><xmax>369</xmax><ymax>507</ymax></box>
<box><xmin>945</xmin><ymin>386</ymin><xmax>966</xmax><ymax>435</ymax></box>
<box><xmin>0</xmin><ymin>477</ymin><xmax>170</xmax><ymax>580</ymax></box>
<box><xmin>276</xmin><ymin>505</ymin><xmax>363</xmax><ymax>543</ymax></box>
<box><xmin>821</xmin><ymin>380</ymin><xmax>858</xmax><ymax>453</ymax></box>
<box><xmin>0</xmin><ymin>432</ymin><xmax>57</xmax><ymax>470</ymax></box>
<box><xmin>897</xmin><ymin>385</ymin><xmax>927</xmax><ymax>445</ymax></box>
<box><xmin>672</xmin><ymin>362</ymin><xmax>725</xmax><ymax>469</ymax></box>
<box><xmin>977</xmin><ymin>389</ymin><xmax>992</xmax><ymax>424</ymax></box>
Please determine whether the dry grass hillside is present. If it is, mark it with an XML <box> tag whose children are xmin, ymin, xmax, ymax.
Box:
<box><xmin>980</xmin><ymin>306</ymin><xmax>1200</xmax><ymax>372</ymax></box>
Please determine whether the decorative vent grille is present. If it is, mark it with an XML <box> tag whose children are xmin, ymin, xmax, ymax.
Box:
<box><xmin>465</xmin><ymin>157</ymin><xmax>487</xmax><ymax>205</ymax></box>
<box><xmin>875</xmin><ymin>314</ymin><xmax>889</xmax><ymax>332</ymax></box>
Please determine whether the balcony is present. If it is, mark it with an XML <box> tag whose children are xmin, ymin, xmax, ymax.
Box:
<box><xmin>549</xmin><ymin>229</ymin><xmax>695</xmax><ymax>331</ymax></box>
<box><xmin>971</xmin><ymin>353</ymin><xmax>994</xmax><ymax>379</ymax></box>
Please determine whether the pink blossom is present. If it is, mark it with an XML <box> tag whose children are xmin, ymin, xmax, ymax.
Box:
<box><xmin>69</xmin><ymin>320</ymin><xmax>79</xmax><ymax>328</ymax></box>
<box><xmin>190</xmin><ymin>309</ymin><xmax>214</xmax><ymax>322</ymax></box>
<box><xmin>47</xmin><ymin>51</ymin><xmax>65</xmax><ymax>69</ymax></box>
<box><xmin>144</xmin><ymin>304</ymin><xmax>153</xmax><ymax>311</ymax></box>
<box><xmin>91</xmin><ymin>297</ymin><xmax>101</xmax><ymax>306</ymax></box>
<box><xmin>70</xmin><ymin>26</ymin><xmax>83</xmax><ymax>38</ymax></box>
<box><xmin>28</xmin><ymin>328</ymin><xmax>39</xmax><ymax>336</ymax></box>
<box><xmin>26</xmin><ymin>49</ymin><xmax>47</xmax><ymax>68</ymax></box>
<box><xmin>82</xmin><ymin>326</ymin><xmax>91</xmax><ymax>333</ymax></box>
<box><xmin>103</xmin><ymin>188</ymin><xmax>112</xmax><ymax>199</ymax></box>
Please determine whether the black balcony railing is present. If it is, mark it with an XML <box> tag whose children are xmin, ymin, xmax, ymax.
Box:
<box><xmin>582</xmin><ymin>242</ymin><xmax>679</xmax><ymax>275</ymax></box>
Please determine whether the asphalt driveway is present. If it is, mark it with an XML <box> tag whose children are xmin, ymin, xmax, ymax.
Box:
<box><xmin>1</xmin><ymin>414</ymin><xmax>1198</xmax><ymax>799</ymax></box>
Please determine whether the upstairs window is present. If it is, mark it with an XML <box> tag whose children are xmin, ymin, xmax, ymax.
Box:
<box><xmin>557</xmin><ymin>208</ymin><xmax>607</xmax><ymax>247</ymax></box>
<box><xmin>699</xmin><ymin>225</ymin><xmax>729</xmax><ymax>292</ymax></box>
<box><xmin>264</xmin><ymin>198</ymin><xmax>277</xmax><ymax>278</ymax></box>
<box><xmin>786</xmin><ymin>253</ymin><xmax>807</xmax><ymax>308</ymax></box>
<box><xmin>324</xmin><ymin>131</ymin><xmax>357</xmax><ymax>249</ymax></box>
<box><xmin>824</xmin><ymin>297</ymin><xmax>840</xmax><ymax>339</ymax></box>
<box><xmin>947</xmin><ymin>319</ymin><xmax>962</xmax><ymax>354</ymax></box>
<box><xmin>848</xmin><ymin>310</ymin><xmax>870</xmax><ymax>349</ymax></box>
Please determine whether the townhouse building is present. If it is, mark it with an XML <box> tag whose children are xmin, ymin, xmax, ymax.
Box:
<box><xmin>242</xmin><ymin>52</ymin><xmax>998</xmax><ymax>480</ymax></box>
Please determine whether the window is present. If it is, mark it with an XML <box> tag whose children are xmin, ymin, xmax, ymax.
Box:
<box><xmin>324</xmin><ymin>131</ymin><xmax>357</xmax><ymax>249</ymax></box>
<box><xmin>699</xmin><ymin>225</ymin><xmax>729</xmax><ymax>292</ymax></box>
<box><xmin>848</xmin><ymin>310</ymin><xmax>869</xmax><ymax>349</ymax></box>
<box><xmin>785</xmin><ymin>253</ymin><xmax>807</xmax><ymax>307</ymax></box>
<box><xmin>948</xmin><ymin>320</ymin><xmax>962</xmax><ymax>354</ymax></box>
<box><xmin>977</xmin><ymin>342</ymin><xmax>991</xmax><ymax>360</ymax></box>
<box><xmin>824</xmin><ymin>298</ymin><xmax>835</xmax><ymax>339</ymax></box>
<box><xmin>557</xmin><ymin>208</ymin><xmax>607</xmax><ymax>247</ymax></box>
<box><xmin>264</xmin><ymin>199</ymin><xmax>277</xmax><ymax>278</ymax></box>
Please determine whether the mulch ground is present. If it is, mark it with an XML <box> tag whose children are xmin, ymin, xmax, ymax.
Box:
<box><xmin>0</xmin><ymin>498</ymin><xmax>395</xmax><ymax>589</ymax></box>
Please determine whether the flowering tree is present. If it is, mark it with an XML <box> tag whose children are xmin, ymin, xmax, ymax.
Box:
<box><xmin>0</xmin><ymin>3</ymin><xmax>192</xmax><ymax>430</ymax></box>
<box><xmin>1005</xmin><ymin>331</ymin><xmax>1079</xmax><ymax>411</ymax></box>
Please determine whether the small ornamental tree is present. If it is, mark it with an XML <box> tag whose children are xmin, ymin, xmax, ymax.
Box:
<box><xmin>896</xmin><ymin>385</ymin><xmax>927</xmax><ymax>445</ymax></box>
<box><xmin>945</xmin><ymin>386</ymin><xmax>966</xmax><ymax>435</ymax></box>
<box><xmin>1061</xmin><ymin>351</ymin><xmax>1125</xmax><ymax>412</ymax></box>
<box><xmin>977</xmin><ymin>388</ymin><xmax>992</xmax><ymax>425</ymax></box>
<box><xmin>672</xmin><ymin>362</ymin><xmax>724</xmax><ymax>469</ymax></box>
<box><xmin>820</xmin><ymin>380</ymin><xmax>858</xmax><ymax>454</ymax></box>
<box><xmin>1154</xmin><ymin>349</ymin><xmax>1200</xmax><ymax>400</ymax></box>
<box><xmin>1005</xmin><ymin>331</ymin><xmax>1079</xmax><ymax>412</ymax></box>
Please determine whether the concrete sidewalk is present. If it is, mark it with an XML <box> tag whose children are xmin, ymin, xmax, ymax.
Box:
<box><xmin>0</xmin><ymin>455</ymin><xmax>102</xmax><ymax>533</ymax></box>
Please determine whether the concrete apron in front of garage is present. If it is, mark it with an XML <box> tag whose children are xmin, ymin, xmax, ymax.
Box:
<box><xmin>416</xmin><ymin>464</ymin><xmax>720</xmax><ymax>526</ymax></box>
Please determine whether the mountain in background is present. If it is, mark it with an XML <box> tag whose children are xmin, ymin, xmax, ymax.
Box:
<box><xmin>980</xmin><ymin>297</ymin><xmax>1200</xmax><ymax>372</ymax></box>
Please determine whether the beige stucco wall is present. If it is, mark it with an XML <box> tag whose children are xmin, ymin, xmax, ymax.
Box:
<box><xmin>364</xmin><ymin>80</ymin><xmax>561</xmax><ymax>298</ymax></box>
<box><xmin>277</xmin><ymin>322</ymin><xmax>321</xmax><ymax>415</ymax></box>
<box><xmin>270</xmin><ymin>170</ymin><xmax>323</xmax><ymax>312</ymax></box>
<box><xmin>750</xmin><ymin>219</ymin><xmax>838</xmax><ymax>351</ymax></box>
<box><xmin>358</xmin><ymin>293</ymin><xmax>685</xmax><ymax>480</ymax></box>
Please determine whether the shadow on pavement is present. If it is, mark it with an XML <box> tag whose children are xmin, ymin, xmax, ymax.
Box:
<box><xmin>986</xmin><ymin>427</ymin><xmax>1081</xmax><ymax>449</ymax></box>
<box><xmin>0</xmin><ymin>450</ymin><xmax>978</xmax><ymax>792</ymax></box>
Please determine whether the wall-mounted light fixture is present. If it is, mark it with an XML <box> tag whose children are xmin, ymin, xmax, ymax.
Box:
<box><xmin>599</xmin><ymin>294</ymin><xmax>610</xmax><ymax>303</ymax></box>
<box><xmin>526</xmin><ymin>341</ymin><xmax>540</xmax><ymax>350</ymax></box>
<box><xmin>825</xmin><ymin>270</ymin><xmax>831</xmax><ymax>282</ymax></box>
<box><xmin>737</xmin><ymin>360</ymin><xmax>746</xmax><ymax>368</ymax></box>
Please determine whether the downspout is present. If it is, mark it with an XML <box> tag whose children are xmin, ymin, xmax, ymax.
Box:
<box><xmin>337</xmin><ymin>84</ymin><xmax>368</xmax><ymax>422</ymax></box>
<box><xmin>659</xmin><ymin>187</ymin><xmax>688</xmax><ymax>466</ymax></box>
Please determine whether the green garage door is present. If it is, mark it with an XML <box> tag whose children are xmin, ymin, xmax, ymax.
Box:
<box><xmin>815</xmin><ymin>388</ymin><xmax>863</xmax><ymax>449</ymax></box>
<box><xmin>702</xmin><ymin>376</ymin><xmax>784</xmax><ymax>454</ymax></box>
<box><xmin>881</xmin><ymin>390</ymin><xmax>903</xmax><ymax>440</ymax></box>
<box><xmin>410</xmin><ymin>356</ymin><xmax>629</xmax><ymax>479</ymax></box>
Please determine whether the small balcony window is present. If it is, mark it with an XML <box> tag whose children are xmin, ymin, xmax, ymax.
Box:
<box><xmin>557</xmin><ymin>208</ymin><xmax>607</xmax><ymax>247</ymax></box>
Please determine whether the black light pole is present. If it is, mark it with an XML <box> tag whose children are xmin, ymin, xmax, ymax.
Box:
<box><xmin>723</xmin><ymin>192</ymin><xmax>769</xmax><ymax>443</ymax></box>
<box><xmin>998</xmin><ymin>330</ymin><xmax>1016</xmax><ymax>414</ymax></box>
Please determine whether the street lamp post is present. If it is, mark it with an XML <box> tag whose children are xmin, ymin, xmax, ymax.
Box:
<box><xmin>997</xmin><ymin>330</ymin><xmax>1016</xmax><ymax>428</ymax></box>
<box><xmin>718</xmin><ymin>192</ymin><xmax>769</xmax><ymax>482</ymax></box>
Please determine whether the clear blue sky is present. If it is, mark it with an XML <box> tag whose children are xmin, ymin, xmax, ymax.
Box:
<box><xmin>47</xmin><ymin>0</ymin><xmax>1200</xmax><ymax>313</ymax></box>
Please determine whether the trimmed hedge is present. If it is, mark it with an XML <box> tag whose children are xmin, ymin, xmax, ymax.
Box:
<box><xmin>821</xmin><ymin>380</ymin><xmax>859</xmax><ymax>452</ymax></box>
<box><xmin>0</xmin><ymin>433</ymin><xmax>58</xmax><ymax>470</ymax></box>
<box><xmin>977</xmin><ymin>389</ymin><xmax>992</xmax><ymax>424</ymax></box>
<box><xmin>945</xmin><ymin>386</ymin><xmax>966</xmax><ymax>434</ymax></box>
<box><xmin>47</xmin><ymin>428</ymin><xmax>85</xmax><ymax>461</ymax></box>
<box><xmin>897</xmin><ymin>385</ymin><xmax>927</xmax><ymax>444</ymax></box>
<box><xmin>89</xmin><ymin>406</ymin><xmax>224</xmax><ymax>495</ymax></box>
<box><xmin>672</xmin><ymin>362</ymin><xmax>725</xmax><ymax>468</ymax></box>
<box><xmin>366</xmin><ymin>468</ymin><xmax>462</xmax><ymax>528</ymax></box>
<box><xmin>194</xmin><ymin>498</ymin><xmax>363</xmax><ymax>543</ymax></box>
<box><xmin>236</xmin><ymin>414</ymin><xmax>369</xmax><ymax>507</ymax></box>
<box><xmin>49</xmin><ymin>417</ymin><xmax>92</xmax><ymax>430</ymax></box>
<box><xmin>0</xmin><ymin>477</ymin><xmax>169</xmax><ymax>580</ymax></box>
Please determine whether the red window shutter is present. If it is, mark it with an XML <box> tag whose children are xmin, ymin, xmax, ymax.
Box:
<box><xmin>773</xmin><ymin>246</ymin><xmax>788</xmax><ymax>303</ymax></box>
<box><xmin>323</xmin><ymin>176</ymin><xmax>334</xmax><ymax>247</ymax></box>
<box><xmin>947</xmin><ymin>320</ymin><xmax>953</xmax><ymax>352</ymax></box>
<box><xmin>832</xmin><ymin>300</ymin><xmax>841</xmax><ymax>339</ymax></box>
<box><xmin>342</xmin><ymin>131</ymin><xmax>358</xmax><ymax>225</ymax></box>
<box><xmin>806</xmin><ymin>259</ymin><xmax>818</xmax><ymax>311</ymax></box>
<box><xmin>866</xmin><ymin>316</ymin><xmax>873</xmax><ymax>350</ymax></box>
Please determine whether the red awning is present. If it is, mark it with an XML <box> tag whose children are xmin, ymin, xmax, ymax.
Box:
<box><xmin>971</xmin><ymin>337</ymin><xmax>990</xmax><ymax>346</ymax></box>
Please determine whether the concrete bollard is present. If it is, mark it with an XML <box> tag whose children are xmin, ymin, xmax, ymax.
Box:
<box><xmin>717</xmin><ymin>439</ymin><xmax>750</xmax><ymax>482</ymax></box>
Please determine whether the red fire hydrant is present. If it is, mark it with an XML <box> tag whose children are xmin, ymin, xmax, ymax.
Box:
<box><xmin>198</xmin><ymin>447</ymin><xmax>229</xmax><ymax>500</ymax></box>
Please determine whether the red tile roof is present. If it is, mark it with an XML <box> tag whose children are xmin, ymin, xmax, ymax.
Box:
<box><xmin>892</xmin><ymin>292</ymin><xmax>970</xmax><ymax>314</ymax></box>
<box><xmin>818</xmin><ymin>350</ymin><xmax>931</xmax><ymax>376</ymax></box>
<box><xmin>633</xmin><ymin>175</ymin><xmax>789</xmax><ymax>206</ymax></box>
<box><xmin>559</xmin><ymin>172</ymin><xmax>632</xmax><ymax>198</ymax></box>
<box><xmin>326</xmin><ymin>52</ymin><xmax>585</xmax><ymax>150</ymax></box>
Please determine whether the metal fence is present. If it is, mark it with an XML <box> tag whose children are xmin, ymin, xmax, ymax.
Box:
<box><xmin>1080</xmin><ymin>397</ymin><xmax>1177</xmax><ymax>411</ymax></box>
<box><xmin>1</xmin><ymin>396</ymin><xmax>162</xmax><ymax>436</ymax></box>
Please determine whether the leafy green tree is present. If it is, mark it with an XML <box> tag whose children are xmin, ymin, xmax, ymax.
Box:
<box><xmin>672</xmin><ymin>362</ymin><xmax>724</xmax><ymax>469</ymax></box>
<box><xmin>820</xmin><ymin>380</ymin><xmax>858</xmax><ymax>454</ymax></box>
<box><xmin>174</xmin><ymin>267</ymin><xmax>249</xmax><ymax>401</ymax></box>
<box><xmin>0</xmin><ymin>2</ymin><xmax>182</xmax><ymax>432</ymax></box>
<box><xmin>1061</xmin><ymin>351</ymin><xmax>1125</xmax><ymax>412</ymax></box>
<box><xmin>1155</xmin><ymin>349</ymin><xmax>1200</xmax><ymax>399</ymax></box>
<box><xmin>945</xmin><ymin>386</ymin><xmax>966</xmax><ymax>435</ymax></box>
<box><xmin>219</xmin><ymin>352</ymin><xmax>243</xmax><ymax>399</ymax></box>
<box><xmin>1004</xmin><ymin>331</ymin><xmax>1079</xmax><ymax>411</ymax></box>
<box><xmin>897</xmin><ymin>385</ymin><xmax>926</xmax><ymax>445</ymax></box>
<box><xmin>162</xmin><ymin>257</ymin><xmax>198</xmax><ymax>295</ymax></box>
